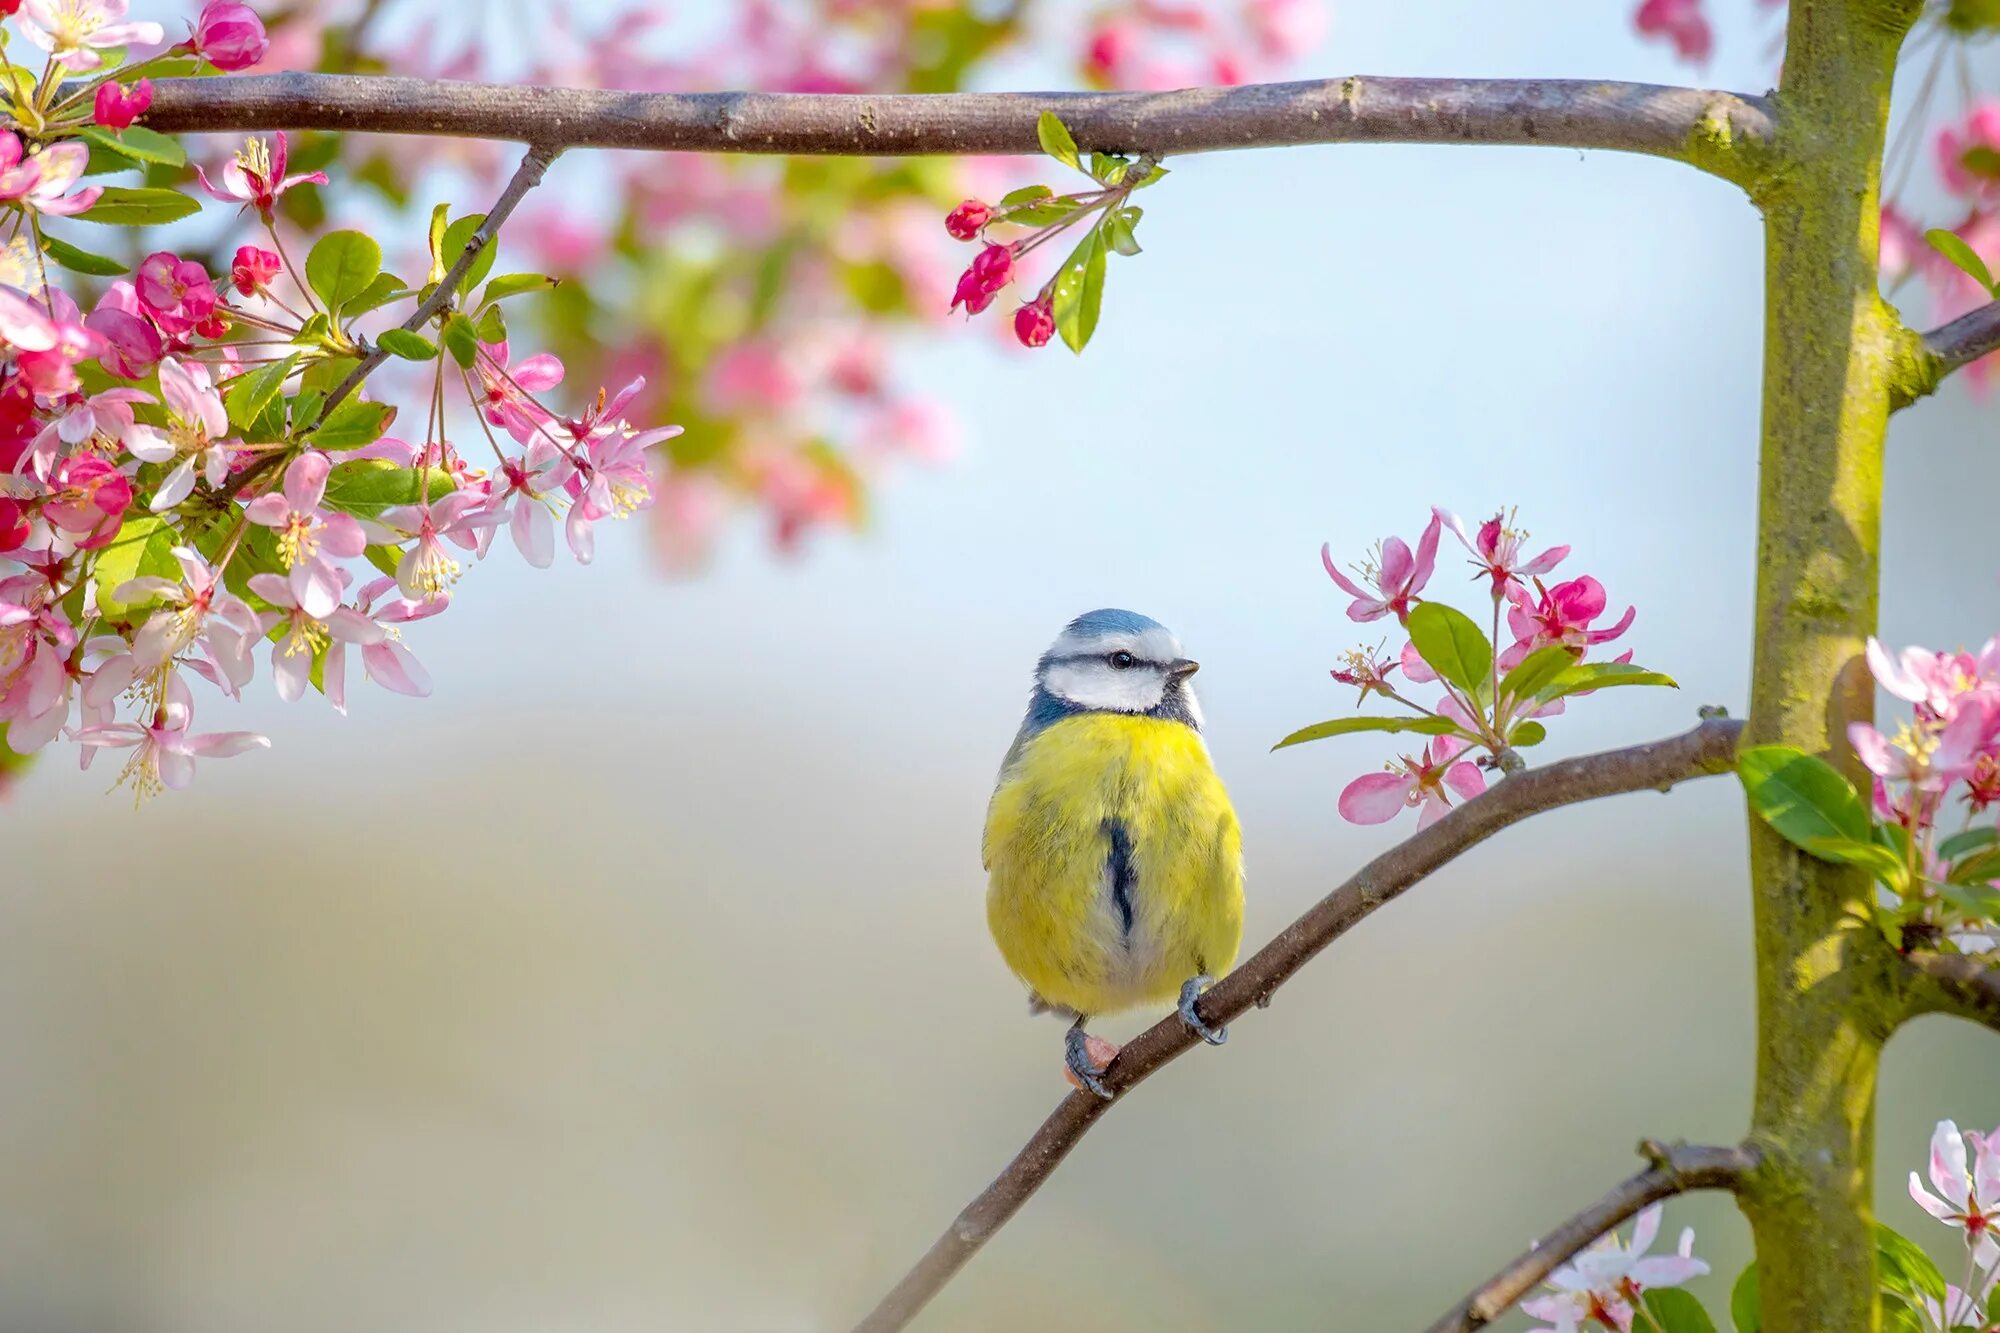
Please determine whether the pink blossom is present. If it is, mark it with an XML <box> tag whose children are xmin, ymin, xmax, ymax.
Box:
<box><xmin>183</xmin><ymin>0</ymin><xmax>267</xmax><ymax>70</ymax></box>
<box><xmin>950</xmin><ymin>242</ymin><xmax>1017</xmax><ymax>315</ymax></box>
<box><xmin>0</xmin><ymin>499</ymin><xmax>27</xmax><ymax>554</ymax></box>
<box><xmin>1321</xmin><ymin>513</ymin><xmax>1443</xmax><ymax>623</ymax></box>
<box><xmin>1866</xmin><ymin>636</ymin><xmax>2000</xmax><ymax>722</ymax></box>
<box><xmin>194</xmin><ymin>133</ymin><xmax>327</xmax><ymax>220</ymax></box>
<box><xmin>229</xmin><ymin>245</ymin><xmax>280</xmax><ymax>297</ymax></box>
<box><xmin>15</xmin><ymin>0</ymin><xmax>163</xmax><ymax>71</ymax></box>
<box><xmin>1436</xmin><ymin>507</ymin><xmax>1569</xmax><ymax>598</ymax></box>
<box><xmin>135</xmin><ymin>252</ymin><xmax>219</xmax><ymax>335</ymax></box>
<box><xmin>1938</xmin><ymin>103</ymin><xmax>2000</xmax><ymax>203</ymax></box>
<box><xmin>1910</xmin><ymin>1120</ymin><xmax>2000</xmax><ymax>1268</ymax></box>
<box><xmin>114</xmin><ymin>547</ymin><xmax>257</xmax><ymax>698</ymax></box>
<box><xmin>41</xmin><ymin>454</ymin><xmax>129</xmax><ymax>548</ymax></box>
<box><xmin>1504</xmin><ymin>576</ymin><xmax>1636</xmax><ymax>664</ymax></box>
<box><xmin>1849</xmin><ymin>706</ymin><xmax>1991</xmax><ymax>793</ymax></box>
<box><xmin>246</xmin><ymin>572</ymin><xmax>381</xmax><ymax>708</ymax></box>
<box><xmin>0</xmin><ymin>282</ymin><xmax>58</xmax><ymax>352</ymax></box>
<box><xmin>243</xmin><ymin>452</ymin><xmax>368</xmax><ymax>619</ymax></box>
<box><xmin>92</xmin><ymin>78</ymin><xmax>152</xmax><ymax>129</ymax></box>
<box><xmin>1245</xmin><ymin>0</ymin><xmax>1328</xmax><ymax>62</ymax></box>
<box><xmin>123</xmin><ymin>358</ymin><xmax>234</xmax><ymax>511</ymax></box>
<box><xmin>475</xmin><ymin>340</ymin><xmax>564</xmax><ymax>443</ymax></box>
<box><xmin>73</xmin><ymin>673</ymin><xmax>267</xmax><ymax>799</ymax></box>
<box><xmin>1634</xmin><ymin>0</ymin><xmax>1713</xmax><ymax>65</ymax></box>
<box><xmin>0</xmin><ymin>576</ymin><xmax>76</xmax><ymax>753</ymax></box>
<box><xmin>1337</xmin><ymin>735</ymin><xmax>1485</xmax><ymax>830</ymax></box>
<box><xmin>0</xmin><ymin>137</ymin><xmax>99</xmax><ymax>217</ymax></box>
<box><xmin>13</xmin><ymin>292</ymin><xmax>104</xmax><ymax>398</ymax></box>
<box><xmin>1881</xmin><ymin>203</ymin><xmax>1922</xmax><ymax>282</ymax></box>
<box><xmin>30</xmin><ymin>385</ymin><xmax>149</xmax><ymax>475</ymax></box>
<box><xmin>85</xmin><ymin>281</ymin><xmax>163</xmax><ymax>378</ymax></box>
<box><xmin>349</xmin><ymin>577</ymin><xmax>436</xmax><ymax>700</ymax></box>
<box><xmin>479</xmin><ymin>453</ymin><xmax>558</xmax><ymax>568</ymax></box>
<box><xmin>563</xmin><ymin>425</ymin><xmax>673</xmax><ymax>563</ymax></box>
<box><xmin>381</xmin><ymin>491</ymin><xmax>498</xmax><ymax>601</ymax></box>
<box><xmin>1519</xmin><ymin>1203</ymin><xmax>1709</xmax><ymax>1333</ymax></box>
<box><xmin>705</xmin><ymin>340</ymin><xmax>801</xmax><ymax>417</ymax></box>
<box><xmin>1329</xmin><ymin>643</ymin><xmax>1398</xmax><ymax>705</ymax></box>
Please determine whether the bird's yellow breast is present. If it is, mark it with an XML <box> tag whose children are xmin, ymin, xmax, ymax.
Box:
<box><xmin>984</xmin><ymin>713</ymin><xmax>1243</xmax><ymax>1018</ymax></box>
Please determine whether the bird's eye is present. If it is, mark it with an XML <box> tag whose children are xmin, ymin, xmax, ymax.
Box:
<box><xmin>1109</xmin><ymin>651</ymin><xmax>1136</xmax><ymax>670</ymax></box>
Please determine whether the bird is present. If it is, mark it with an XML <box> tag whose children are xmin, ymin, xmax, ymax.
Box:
<box><xmin>983</xmin><ymin>609</ymin><xmax>1244</xmax><ymax>1099</ymax></box>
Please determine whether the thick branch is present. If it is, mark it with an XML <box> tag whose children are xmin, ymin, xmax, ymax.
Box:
<box><xmin>1892</xmin><ymin>301</ymin><xmax>2000</xmax><ymax>408</ymax></box>
<box><xmin>849</xmin><ymin>717</ymin><xmax>1744</xmax><ymax>1333</ymax></box>
<box><xmin>1901</xmin><ymin>951</ymin><xmax>2000</xmax><ymax>1030</ymax></box>
<box><xmin>141</xmin><ymin>73</ymin><xmax>1777</xmax><ymax>185</ymax></box>
<box><xmin>1424</xmin><ymin>1141</ymin><xmax>1761</xmax><ymax>1333</ymax></box>
<box><xmin>317</xmin><ymin>141</ymin><xmax>560</xmax><ymax>422</ymax></box>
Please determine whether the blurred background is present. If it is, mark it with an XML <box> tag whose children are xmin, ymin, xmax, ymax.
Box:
<box><xmin>6</xmin><ymin>1</ymin><xmax>2000</xmax><ymax>1329</ymax></box>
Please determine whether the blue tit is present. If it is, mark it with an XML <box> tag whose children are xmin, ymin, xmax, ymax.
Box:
<box><xmin>983</xmin><ymin>609</ymin><xmax>1244</xmax><ymax>1098</ymax></box>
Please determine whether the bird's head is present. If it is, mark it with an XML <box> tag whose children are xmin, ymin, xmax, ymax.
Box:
<box><xmin>1035</xmin><ymin>608</ymin><xmax>1203</xmax><ymax>725</ymax></box>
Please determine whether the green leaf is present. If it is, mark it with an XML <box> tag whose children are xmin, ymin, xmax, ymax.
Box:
<box><xmin>1939</xmin><ymin>880</ymin><xmax>2000</xmax><ymax>923</ymax></box>
<box><xmin>1641</xmin><ymin>1288</ymin><xmax>1718</xmax><ymax>1333</ymax></box>
<box><xmin>997</xmin><ymin>186</ymin><xmax>1082</xmax><ymax>226</ymax></box>
<box><xmin>343</xmin><ymin>273</ymin><xmax>409</xmax><ymax>318</ymax></box>
<box><xmin>1876</xmin><ymin>1223</ymin><xmax>1950</xmax><ymax>1308</ymax></box>
<box><xmin>478</xmin><ymin>272</ymin><xmax>557</xmax><ymax>307</ymax></box>
<box><xmin>1879</xmin><ymin>1296</ymin><xmax>1926</xmax><ymax>1333</ymax></box>
<box><xmin>77</xmin><ymin>125</ymin><xmax>185</xmax><ymax>168</ymax></box>
<box><xmin>475</xmin><ymin>303</ymin><xmax>506</xmax><ymax>344</ymax></box>
<box><xmin>1271</xmin><ymin>715</ymin><xmax>1465</xmax><ymax>751</ymax></box>
<box><xmin>1737</xmin><ymin>745</ymin><xmax>1871</xmax><ymax>852</ymax></box>
<box><xmin>222</xmin><ymin>353</ymin><xmax>299</xmax><ymax>433</ymax></box>
<box><xmin>1406</xmin><ymin>602</ymin><xmax>1495</xmax><ymax>695</ymax></box>
<box><xmin>1928</xmin><ymin>228</ymin><xmax>1996</xmax><ymax>294</ymax></box>
<box><xmin>363</xmin><ymin>543</ymin><xmax>402</xmax><ymax>579</ymax></box>
<box><xmin>437</xmin><ymin>213</ymin><xmax>498</xmax><ymax>294</ymax></box>
<box><xmin>1803</xmin><ymin>836</ymin><xmax>1909</xmax><ymax>885</ymax></box>
<box><xmin>41</xmin><ymin>235</ymin><xmax>125</xmax><ymax>277</ymax></box>
<box><xmin>74</xmin><ymin>186</ymin><xmax>200</xmax><ymax>226</ymax></box>
<box><xmin>1941</xmin><ymin>827</ymin><xmax>2000</xmax><ymax>863</ymax></box>
<box><xmin>1730</xmin><ymin>1262</ymin><xmax>1759</xmax><ymax>1333</ymax></box>
<box><xmin>1507</xmin><ymin>720</ymin><xmax>1547</xmax><ymax>748</ymax></box>
<box><xmin>305</xmin><ymin>230</ymin><xmax>382</xmax><ymax>316</ymax></box>
<box><xmin>440</xmin><ymin>312</ymin><xmax>478</xmax><ymax>368</ymax></box>
<box><xmin>1536</xmin><ymin>662</ymin><xmax>1679</xmax><ymax>703</ymax></box>
<box><xmin>1036</xmin><ymin>110</ymin><xmax>1081</xmax><ymax>171</ymax></box>
<box><xmin>1103</xmin><ymin>207</ymin><xmax>1142</xmax><ymax>256</ymax></box>
<box><xmin>309</xmin><ymin>399</ymin><xmax>395</xmax><ymax>451</ymax></box>
<box><xmin>320</xmin><ymin>460</ymin><xmax>453</xmax><ymax>517</ymax></box>
<box><xmin>1052</xmin><ymin>231</ymin><xmax>1106</xmax><ymax>354</ymax></box>
<box><xmin>1000</xmin><ymin>184</ymin><xmax>1053</xmax><ymax>207</ymax></box>
<box><xmin>90</xmin><ymin>514</ymin><xmax>179</xmax><ymax>618</ymax></box>
<box><xmin>426</xmin><ymin>202</ymin><xmax>451</xmax><ymax>283</ymax></box>
<box><xmin>1499</xmin><ymin>644</ymin><xmax>1576</xmax><ymax>702</ymax></box>
<box><xmin>375</xmin><ymin>329</ymin><xmax>438</xmax><ymax>361</ymax></box>
<box><xmin>1947</xmin><ymin>846</ymin><xmax>2000</xmax><ymax>885</ymax></box>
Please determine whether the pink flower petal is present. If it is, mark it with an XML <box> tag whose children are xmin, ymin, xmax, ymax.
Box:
<box><xmin>1338</xmin><ymin>771</ymin><xmax>1414</xmax><ymax>824</ymax></box>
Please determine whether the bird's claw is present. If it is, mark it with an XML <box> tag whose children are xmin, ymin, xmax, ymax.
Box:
<box><xmin>1064</xmin><ymin>1025</ymin><xmax>1116</xmax><ymax>1100</ymax></box>
<box><xmin>1178</xmin><ymin>974</ymin><xmax>1227</xmax><ymax>1046</ymax></box>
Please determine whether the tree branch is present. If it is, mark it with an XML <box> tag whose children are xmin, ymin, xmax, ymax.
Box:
<box><xmin>316</xmin><ymin>141</ymin><xmax>561</xmax><ymax>423</ymax></box>
<box><xmin>1424</xmin><ymin>1141</ymin><xmax>1762</xmax><ymax>1333</ymax></box>
<box><xmin>849</xmin><ymin>717</ymin><xmax>1745</xmax><ymax>1333</ymax></box>
<box><xmin>1901</xmin><ymin>950</ymin><xmax>2000</xmax><ymax>1030</ymax></box>
<box><xmin>1892</xmin><ymin>301</ymin><xmax>2000</xmax><ymax>409</ymax></box>
<box><xmin>142</xmin><ymin>74</ymin><xmax>1778</xmax><ymax>185</ymax></box>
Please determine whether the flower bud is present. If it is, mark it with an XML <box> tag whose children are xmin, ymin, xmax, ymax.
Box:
<box><xmin>92</xmin><ymin>79</ymin><xmax>152</xmax><ymax>131</ymax></box>
<box><xmin>949</xmin><ymin>243</ymin><xmax>1017</xmax><ymax>314</ymax></box>
<box><xmin>944</xmin><ymin>199</ymin><xmax>991</xmax><ymax>241</ymax></box>
<box><xmin>187</xmin><ymin>1</ymin><xmax>269</xmax><ymax>71</ymax></box>
<box><xmin>1013</xmin><ymin>296</ymin><xmax>1054</xmax><ymax>348</ymax></box>
<box><xmin>230</xmin><ymin>245</ymin><xmax>281</xmax><ymax>296</ymax></box>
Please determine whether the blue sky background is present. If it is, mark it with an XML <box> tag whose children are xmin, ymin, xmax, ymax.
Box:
<box><xmin>5</xmin><ymin>3</ymin><xmax>1998</xmax><ymax>1329</ymax></box>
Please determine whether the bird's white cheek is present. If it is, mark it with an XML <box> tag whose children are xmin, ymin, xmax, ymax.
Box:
<box><xmin>1043</xmin><ymin>663</ymin><xmax>1164</xmax><ymax>713</ymax></box>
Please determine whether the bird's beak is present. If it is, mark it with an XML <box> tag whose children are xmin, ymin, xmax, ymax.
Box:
<box><xmin>1168</xmin><ymin>658</ymin><xmax>1200</xmax><ymax>679</ymax></box>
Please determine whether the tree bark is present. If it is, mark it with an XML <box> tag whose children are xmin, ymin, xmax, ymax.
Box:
<box><xmin>1742</xmin><ymin>2</ymin><xmax>1923</xmax><ymax>1328</ymax></box>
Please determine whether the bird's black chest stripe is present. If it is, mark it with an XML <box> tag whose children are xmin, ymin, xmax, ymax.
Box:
<box><xmin>1103</xmin><ymin>820</ymin><xmax>1136</xmax><ymax>939</ymax></box>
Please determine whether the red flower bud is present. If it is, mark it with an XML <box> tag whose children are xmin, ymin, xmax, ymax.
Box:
<box><xmin>230</xmin><ymin>244</ymin><xmax>281</xmax><ymax>296</ymax></box>
<box><xmin>944</xmin><ymin>199</ymin><xmax>991</xmax><ymax>241</ymax></box>
<box><xmin>194</xmin><ymin>311</ymin><xmax>230</xmax><ymax>340</ymax></box>
<box><xmin>950</xmin><ymin>243</ymin><xmax>1017</xmax><ymax>314</ymax></box>
<box><xmin>187</xmin><ymin>1</ymin><xmax>269</xmax><ymax>71</ymax></box>
<box><xmin>92</xmin><ymin>79</ymin><xmax>152</xmax><ymax>131</ymax></box>
<box><xmin>1013</xmin><ymin>296</ymin><xmax>1055</xmax><ymax>348</ymax></box>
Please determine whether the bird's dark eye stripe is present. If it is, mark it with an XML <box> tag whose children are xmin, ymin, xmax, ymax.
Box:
<box><xmin>1042</xmin><ymin>651</ymin><xmax>1157</xmax><ymax>669</ymax></box>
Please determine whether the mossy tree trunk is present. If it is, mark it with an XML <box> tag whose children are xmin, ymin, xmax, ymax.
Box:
<box><xmin>1742</xmin><ymin>2</ymin><xmax>1925</xmax><ymax>1328</ymax></box>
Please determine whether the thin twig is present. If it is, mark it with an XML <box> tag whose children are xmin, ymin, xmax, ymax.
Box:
<box><xmin>136</xmin><ymin>73</ymin><xmax>1778</xmax><ymax>185</ymax></box>
<box><xmin>1900</xmin><ymin>300</ymin><xmax>2000</xmax><ymax>406</ymax></box>
<box><xmin>849</xmin><ymin>717</ymin><xmax>1745</xmax><ymax>1333</ymax></box>
<box><xmin>1424</xmin><ymin>1141</ymin><xmax>1762</xmax><ymax>1333</ymax></box>
<box><xmin>1902</xmin><ymin>950</ymin><xmax>2000</xmax><ymax>1029</ymax></box>
<box><xmin>314</xmin><ymin>141</ymin><xmax>561</xmax><ymax>425</ymax></box>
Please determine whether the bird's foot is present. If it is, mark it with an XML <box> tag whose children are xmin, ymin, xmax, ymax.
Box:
<box><xmin>1063</xmin><ymin>1027</ymin><xmax>1119</xmax><ymax>1099</ymax></box>
<box><xmin>1178</xmin><ymin>974</ymin><xmax>1227</xmax><ymax>1046</ymax></box>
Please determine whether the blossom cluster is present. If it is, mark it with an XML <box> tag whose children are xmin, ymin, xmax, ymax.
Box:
<box><xmin>1283</xmin><ymin>507</ymin><xmax>1668</xmax><ymax>829</ymax></box>
<box><xmin>943</xmin><ymin>113</ymin><xmax>1162</xmax><ymax>353</ymax></box>
<box><xmin>244</xmin><ymin>0</ymin><xmax>1322</xmax><ymax>564</ymax></box>
<box><xmin>1500</xmin><ymin>1119</ymin><xmax>2000</xmax><ymax>1331</ymax></box>
<box><xmin>0</xmin><ymin>2</ymin><xmax>674</xmax><ymax>796</ymax></box>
